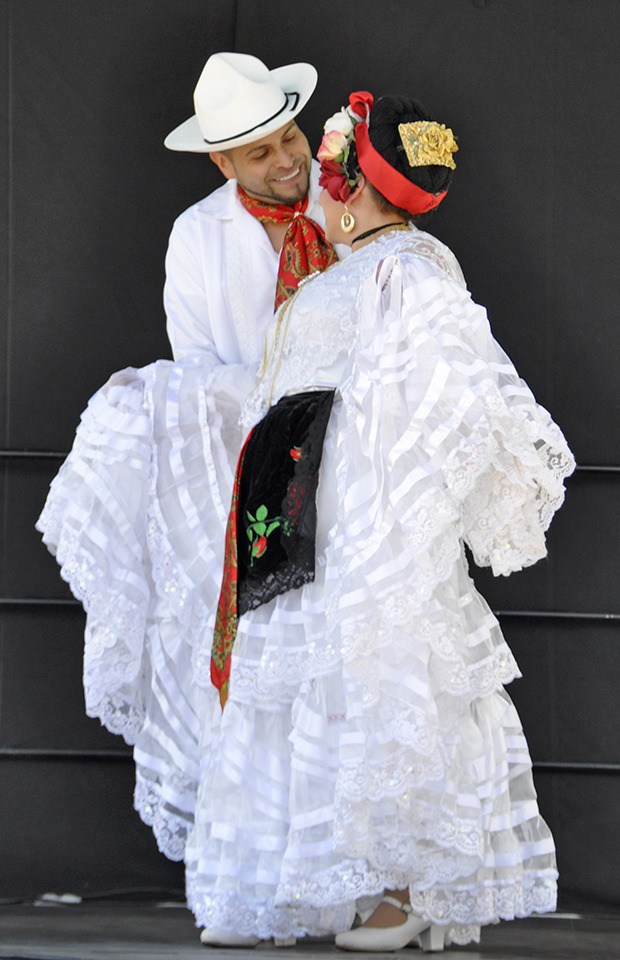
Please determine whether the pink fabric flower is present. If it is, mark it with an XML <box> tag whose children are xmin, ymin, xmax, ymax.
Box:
<box><xmin>317</xmin><ymin>129</ymin><xmax>347</xmax><ymax>163</ymax></box>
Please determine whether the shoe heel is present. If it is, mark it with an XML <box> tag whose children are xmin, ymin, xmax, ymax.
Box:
<box><xmin>418</xmin><ymin>925</ymin><xmax>445</xmax><ymax>952</ymax></box>
<box><xmin>274</xmin><ymin>937</ymin><xmax>297</xmax><ymax>947</ymax></box>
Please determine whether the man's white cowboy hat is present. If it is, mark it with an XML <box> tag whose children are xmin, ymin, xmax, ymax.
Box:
<box><xmin>164</xmin><ymin>52</ymin><xmax>318</xmax><ymax>153</ymax></box>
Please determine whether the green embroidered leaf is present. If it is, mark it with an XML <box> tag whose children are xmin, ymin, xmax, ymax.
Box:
<box><xmin>247</xmin><ymin>528</ymin><xmax>255</xmax><ymax>541</ymax></box>
<box><xmin>246</xmin><ymin>510</ymin><xmax>256</xmax><ymax>523</ymax></box>
<box><xmin>266</xmin><ymin>521</ymin><xmax>280</xmax><ymax>536</ymax></box>
<box><xmin>254</xmin><ymin>522</ymin><xmax>266</xmax><ymax>536</ymax></box>
<box><xmin>256</xmin><ymin>504</ymin><xmax>268</xmax><ymax>521</ymax></box>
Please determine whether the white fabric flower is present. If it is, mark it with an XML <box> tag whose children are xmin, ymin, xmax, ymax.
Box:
<box><xmin>324</xmin><ymin>107</ymin><xmax>354</xmax><ymax>137</ymax></box>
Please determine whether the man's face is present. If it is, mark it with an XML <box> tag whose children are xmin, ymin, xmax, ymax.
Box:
<box><xmin>212</xmin><ymin>121</ymin><xmax>312</xmax><ymax>204</ymax></box>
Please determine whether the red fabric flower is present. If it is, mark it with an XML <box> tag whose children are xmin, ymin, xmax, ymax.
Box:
<box><xmin>318</xmin><ymin>158</ymin><xmax>351</xmax><ymax>202</ymax></box>
<box><xmin>290</xmin><ymin>447</ymin><xmax>302</xmax><ymax>461</ymax></box>
<box><xmin>348</xmin><ymin>90</ymin><xmax>374</xmax><ymax>120</ymax></box>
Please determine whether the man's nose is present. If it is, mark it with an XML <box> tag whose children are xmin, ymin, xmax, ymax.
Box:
<box><xmin>274</xmin><ymin>147</ymin><xmax>295</xmax><ymax>168</ymax></box>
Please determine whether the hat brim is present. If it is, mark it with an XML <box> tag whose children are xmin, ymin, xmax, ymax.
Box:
<box><xmin>164</xmin><ymin>62</ymin><xmax>318</xmax><ymax>153</ymax></box>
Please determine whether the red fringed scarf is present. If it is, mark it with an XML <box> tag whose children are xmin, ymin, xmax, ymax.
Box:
<box><xmin>211</xmin><ymin>430</ymin><xmax>253</xmax><ymax>708</ymax></box>
<box><xmin>237</xmin><ymin>186</ymin><xmax>338</xmax><ymax>310</ymax></box>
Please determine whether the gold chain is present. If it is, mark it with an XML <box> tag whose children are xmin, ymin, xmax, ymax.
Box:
<box><xmin>265</xmin><ymin>295</ymin><xmax>296</xmax><ymax>406</ymax></box>
<box><xmin>258</xmin><ymin>270</ymin><xmax>323</xmax><ymax>406</ymax></box>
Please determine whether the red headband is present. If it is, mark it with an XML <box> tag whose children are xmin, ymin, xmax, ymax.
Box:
<box><xmin>350</xmin><ymin>91</ymin><xmax>448</xmax><ymax>216</ymax></box>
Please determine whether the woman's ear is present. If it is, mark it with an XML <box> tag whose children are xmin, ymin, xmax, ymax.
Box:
<box><xmin>347</xmin><ymin>175</ymin><xmax>366</xmax><ymax>205</ymax></box>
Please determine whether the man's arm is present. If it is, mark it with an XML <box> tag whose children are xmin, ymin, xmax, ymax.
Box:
<box><xmin>164</xmin><ymin>211</ymin><xmax>222</xmax><ymax>365</ymax></box>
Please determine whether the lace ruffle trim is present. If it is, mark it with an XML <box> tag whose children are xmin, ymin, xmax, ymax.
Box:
<box><xmin>187</xmin><ymin>865</ymin><xmax>555</xmax><ymax>941</ymax></box>
<box><xmin>134</xmin><ymin>773</ymin><xmax>194</xmax><ymax>862</ymax></box>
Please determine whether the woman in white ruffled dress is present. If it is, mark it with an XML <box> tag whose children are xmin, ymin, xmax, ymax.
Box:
<box><xmin>38</xmin><ymin>90</ymin><xmax>574</xmax><ymax>952</ymax></box>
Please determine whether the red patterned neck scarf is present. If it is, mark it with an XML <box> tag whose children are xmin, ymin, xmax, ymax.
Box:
<box><xmin>237</xmin><ymin>185</ymin><xmax>338</xmax><ymax>310</ymax></box>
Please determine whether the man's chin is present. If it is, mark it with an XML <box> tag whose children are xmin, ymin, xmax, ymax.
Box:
<box><xmin>269</xmin><ymin>189</ymin><xmax>305</xmax><ymax>205</ymax></box>
<box><xmin>268</xmin><ymin>170</ymin><xmax>310</xmax><ymax>205</ymax></box>
<box><xmin>238</xmin><ymin>169</ymin><xmax>310</xmax><ymax>207</ymax></box>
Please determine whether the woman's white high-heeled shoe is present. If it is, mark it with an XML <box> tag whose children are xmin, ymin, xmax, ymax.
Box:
<box><xmin>200</xmin><ymin>929</ymin><xmax>261</xmax><ymax>947</ymax></box>
<box><xmin>200</xmin><ymin>928</ymin><xmax>261</xmax><ymax>947</ymax></box>
<box><xmin>199</xmin><ymin>929</ymin><xmax>297</xmax><ymax>948</ymax></box>
<box><xmin>418</xmin><ymin>925</ymin><xmax>447</xmax><ymax>951</ymax></box>
<box><xmin>335</xmin><ymin>896</ymin><xmax>445</xmax><ymax>953</ymax></box>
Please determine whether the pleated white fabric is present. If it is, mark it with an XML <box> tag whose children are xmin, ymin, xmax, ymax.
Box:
<box><xmin>38</xmin><ymin>228</ymin><xmax>574</xmax><ymax>945</ymax></box>
<box><xmin>37</xmin><ymin>359</ymin><xmax>255</xmax><ymax>858</ymax></box>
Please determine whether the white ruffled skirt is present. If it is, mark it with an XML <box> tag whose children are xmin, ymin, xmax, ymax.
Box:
<box><xmin>38</xmin><ymin>277</ymin><xmax>574</xmax><ymax>944</ymax></box>
<box><xmin>184</xmin><ymin>395</ymin><xmax>564</xmax><ymax>946</ymax></box>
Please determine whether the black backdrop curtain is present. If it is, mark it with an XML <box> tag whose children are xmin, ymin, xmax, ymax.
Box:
<box><xmin>0</xmin><ymin>0</ymin><xmax>618</xmax><ymax>912</ymax></box>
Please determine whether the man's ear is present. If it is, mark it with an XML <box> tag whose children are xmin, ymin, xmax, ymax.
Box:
<box><xmin>210</xmin><ymin>151</ymin><xmax>235</xmax><ymax>180</ymax></box>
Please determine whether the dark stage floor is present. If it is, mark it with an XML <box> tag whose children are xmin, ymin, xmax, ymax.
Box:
<box><xmin>0</xmin><ymin>903</ymin><xmax>618</xmax><ymax>960</ymax></box>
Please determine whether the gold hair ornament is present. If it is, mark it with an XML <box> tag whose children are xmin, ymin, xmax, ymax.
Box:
<box><xmin>398</xmin><ymin>121</ymin><xmax>458</xmax><ymax>170</ymax></box>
